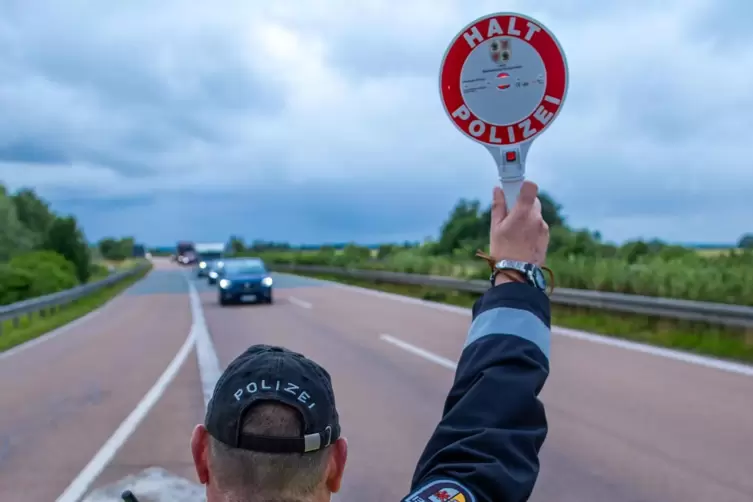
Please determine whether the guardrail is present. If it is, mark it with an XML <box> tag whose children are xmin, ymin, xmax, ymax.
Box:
<box><xmin>0</xmin><ymin>261</ymin><xmax>151</xmax><ymax>336</ymax></box>
<box><xmin>271</xmin><ymin>264</ymin><xmax>753</xmax><ymax>329</ymax></box>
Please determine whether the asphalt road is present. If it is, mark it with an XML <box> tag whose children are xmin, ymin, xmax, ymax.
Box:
<box><xmin>1</xmin><ymin>258</ymin><xmax>752</xmax><ymax>501</ymax></box>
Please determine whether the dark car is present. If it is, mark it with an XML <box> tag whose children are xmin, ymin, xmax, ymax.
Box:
<box><xmin>196</xmin><ymin>252</ymin><xmax>223</xmax><ymax>277</ymax></box>
<box><xmin>217</xmin><ymin>258</ymin><xmax>273</xmax><ymax>306</ymax></box>
<box><xmin>207</xmin><ymin>259</ymin><xmax>225</xmax><ymax>285</ymax></box>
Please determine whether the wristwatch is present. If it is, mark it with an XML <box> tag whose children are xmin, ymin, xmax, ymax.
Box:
<box><xmin>490</xmin><ymin>259</ymin><xmax>547</xmax><ymax>292</ymax></box>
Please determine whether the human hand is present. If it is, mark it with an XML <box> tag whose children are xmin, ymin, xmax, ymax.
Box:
<box><xmin>489</xmin><ymin>181</ymin><xmax>549</xmax><ymax>267</ymax></box>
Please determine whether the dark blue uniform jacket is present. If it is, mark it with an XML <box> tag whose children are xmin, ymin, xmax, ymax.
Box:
<box><xmin>401</xmin><ymin>281</ymin><xmax>550</xmax><ymax>502</ymax></box>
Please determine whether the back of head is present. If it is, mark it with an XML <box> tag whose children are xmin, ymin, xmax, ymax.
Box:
<box><xmin>208</xmin><ymin>401</ymin><xmax>330</xmax><ymax>502</ymax></box>
<box><xmin>194</xmin><ymin>345</ymin><xmax>347</xmax><ymax>502</ymax></box>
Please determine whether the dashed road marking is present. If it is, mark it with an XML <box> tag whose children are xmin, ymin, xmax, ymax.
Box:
<box><xmin>288</xmin><ymin>297</ymin><xmax>313</xmax><ymax>309</ymax></box>
<box><xmin>285</xmin><ymin>274</ymin><xmax>753</xmax><ymax>378</ymax></box>
<box><xmin>379</xmin><ymin>334</ymin><xmax>457</xmax><ymax>370</ymax></box>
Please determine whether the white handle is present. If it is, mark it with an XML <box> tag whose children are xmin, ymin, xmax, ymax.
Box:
<box><xmin>487</xmin><ymin>142</ymin><xmax>532</xmax><ymax>212</ymax></box>
<box><xmin>501</xmin><ymin>179</ymin><xmax>523</xmax><ymax>211</ymax></box>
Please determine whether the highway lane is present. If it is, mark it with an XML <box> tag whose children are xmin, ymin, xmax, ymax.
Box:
<box><xmin>0</xmin><ymin>260</ymin><xmax>196</xmax><ymax>502</ymax></box>
<box><xmin>199</xmin><ymin>276</ymin><xmax>453</xmax><ymax>500</ymax></box>
<box><xmin>201</xmin><ymin>273</ymin><xmax>753</xmax><ymax>502</ymax></box>
<box><xmin>2</xmin><ymin>258</ymin><xmax>752</xmax><ymax>501</ymax></box>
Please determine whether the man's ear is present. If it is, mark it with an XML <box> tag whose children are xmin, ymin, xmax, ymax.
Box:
<box><xmin>325</xmin><ymin>437</ymin><xmax>348</xmax><ymax>493</ymax></box>
<box><xmin>191</xmin><ymin>424</ymin><xmax>210</xmax><ymax>485</ymax></box>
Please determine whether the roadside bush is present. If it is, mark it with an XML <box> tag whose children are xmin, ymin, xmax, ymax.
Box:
<box><xmin>0</xmin><ymin>264</ymin><xmax>35</xmax><ymax>305</ymax></box>
<box><xmin>43</xmin><ymin>216</ymin><xmax>91</xmax><ymax>283</ymax></box>
<box><xmin>0</xmin><ymin>251</ymin><xmax>79</xmax><ymax>306</ymax></box>
<box><xmin>90</xmin><ymin>262</ymin><xmax>111</xmax><ymax>279</ymax></box>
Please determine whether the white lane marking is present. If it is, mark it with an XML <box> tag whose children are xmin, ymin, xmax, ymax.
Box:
<box><xmin>288</xmin><ymin>296</ymin><xmax>312</xmax><ymax>309</ymax></box>
<box><xmin>380</xmin><ymin>334</ymin><xmax>457</xmax><ymax>370</ymax></box>
<box><xmin>0</xmin><ymin>270</ymin><xmax>152</xmax><ymax>361</ymax></box>
<box><xmin>55</xmin><ymin>329</ymin><xmax>196</xmax><ymax>502</ymax></box>
<box><xmin>282</xmin><ymin>274</ymin><xmax>753</xmax><ymax>378</ymax></box>
<box><xmin>298</xmin><ymin>275</ymin><xmax>471</xmax><ymax>315</ymax></box>
<box><xmin>187</xmin><ymin>275</ymin><xmax>222</xmax><ymax>409</ymax></box>
<box><xmin>56</xmin><ymin>271</ymin><xmax>214</xmax><ymax>502</ymax></box>
<box><xmin>554</xmin><ymin>325</ymin><xmax>753</xmax><ymax>377</ymax></box>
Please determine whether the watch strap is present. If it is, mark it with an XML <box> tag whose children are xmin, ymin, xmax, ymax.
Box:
<box><xmin>490</xmin><ymin>268</ymin><xmax>526</xmax><ymax>286</ymax></box>
<box><xmin>474</xmin><ymin>249</ymin><xmax>555</xmax><ymax>295</ymax></box>
<box><xmin>491</xmin><ymin>260</ymin><xmax>533</xmax><ymax>287</ymax></box>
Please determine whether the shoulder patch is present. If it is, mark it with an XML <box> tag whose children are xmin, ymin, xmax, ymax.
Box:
<box><xmin>402</xmin><ymin>478</ymin><xmax>475</xmax><ymax>502</ymax></box>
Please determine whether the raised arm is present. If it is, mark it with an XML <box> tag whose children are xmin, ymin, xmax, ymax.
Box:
<box><xmin>402</xmin><ymin>181</ymin><xmax>551</xmax><ymax>502</ymax></box>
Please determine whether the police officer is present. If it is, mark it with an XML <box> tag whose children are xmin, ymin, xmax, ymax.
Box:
<box><xmin>187</xmin><ymin>181</ymin><xmax>550</xmax><ymax>502</ymax></box>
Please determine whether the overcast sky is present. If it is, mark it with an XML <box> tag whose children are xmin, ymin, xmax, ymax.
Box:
<box><xmin>0</xmin><ymin>0</ymin><xmax>751</xmax><ymax>246</ymax></box>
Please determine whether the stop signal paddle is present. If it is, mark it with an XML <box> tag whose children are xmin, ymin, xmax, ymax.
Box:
<box><xmin>439</xmin><ymin>12</ymin><xmax>570</xmax><ymax>209</ymax></box>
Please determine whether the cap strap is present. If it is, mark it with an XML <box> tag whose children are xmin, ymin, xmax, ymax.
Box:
<box><xmin>237</xmin><ymin>425</ymin><xmax>339</xmax><ymax>454</ymax></box>
<box><xmin>304</xmin><ymin>425</ymin><xmax>332</xmax><ymax>452</ymax></box>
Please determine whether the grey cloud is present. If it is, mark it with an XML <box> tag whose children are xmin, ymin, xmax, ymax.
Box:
<box><xmin>0</xmin><ymin>2</ymin><xmax>286</xmax><ymax>179</ymax></box>
<box><xmin>1</xmin><ymin>0</ymin><xmax>751</xmax><ymax>246</ymax></box>
<box><xmin>51</xmin><ymin>177</ymin><xmax>463</xmax><ymax>245</ymax></box>
<box><xmin>322</xmin><ymin>31</ymin><xmax>442</xmax><ymax>81</ymax></box>
<box><xmin>0</xmin><ymin>139</ymin><xmax>70</xmax><ymax>164</ymax></box>
<box><xmin>55</xmin><ymin>193</ymin><xmax>155</xmax><ymax>212</ymax></box>
<box><xmin>690</xmin><ymin>0</ymin><xmax>753</xmax><ymax>47</ymax></box>
<box><xmin>544</xmin><ymin>149</ymin><xmax>752</xmax><ymax>227</ymax></box>
<box><xmin>50</xmin><ymin>170</ymin><xmax>750</xmax><ymax>247</ymax></box>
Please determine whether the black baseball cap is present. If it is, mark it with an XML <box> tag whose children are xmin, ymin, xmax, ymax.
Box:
<box><xmin>205</xmin><ymin>344</ymin><xmax>340</xmax><ymax>454</ymax></box>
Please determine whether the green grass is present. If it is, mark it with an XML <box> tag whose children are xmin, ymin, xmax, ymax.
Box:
<box><xmin>254</xmin><ymin>247</ymin><xmax>753</xmax><ymax>305</ymax></box>
<box><xmin>89</xmin><ymin>258</ymin><xmax>146</xmax><ymax>282</ymax></box>
<box><xmin>0</xmin><ymin>263</ymin><xmax>153</xmax><ymax>353</ymax></box>
<box><xmin>695</xmin><ymin>248</ymin><xmax>735</xmax><ymax>257</ymax></box>
<box><xmin>287</xmin><ymin>271</ymin><xmax>753</xmax><ymax>364</ymax></box>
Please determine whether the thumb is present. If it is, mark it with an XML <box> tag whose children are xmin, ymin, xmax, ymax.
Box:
<box><xmin>491</xmin><ymin>186</ymin><xmax>508</xmax><ymax>223</ymax></box>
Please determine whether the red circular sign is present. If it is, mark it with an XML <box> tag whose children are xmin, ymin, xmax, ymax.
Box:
<box><xmin>439</xmin><ymin>12</ymin><xmax>569</xmax><ymax>147</ymax></box>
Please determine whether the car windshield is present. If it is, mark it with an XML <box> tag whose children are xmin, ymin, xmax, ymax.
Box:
<box><xmin>225</xmin><ymin>261</ymin><xmax>266</xmax><ymax>275</ymax></box>
<box><xmin>199</xmin><ymin>252</ymin><xmax>223</xmax><ymax>261</ymax></box>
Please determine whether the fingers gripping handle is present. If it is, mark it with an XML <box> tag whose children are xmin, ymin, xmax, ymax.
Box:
<box><xmin>487</xmin><ymin>142</ymin><xmax>531</xmax><ymax>211</ymax></box>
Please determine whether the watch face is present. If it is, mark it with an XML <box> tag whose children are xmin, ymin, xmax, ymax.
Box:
<box><xmin>532</xmin><ymin>268</ymin><xmax>547</xmax><ymax>290</ymax></box>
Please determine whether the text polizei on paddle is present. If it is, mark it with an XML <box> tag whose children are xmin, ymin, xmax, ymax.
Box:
<box><xmin>439</xmin><ymin>12</ymin><xmax>570</xmax><ymax>209</ymax></box>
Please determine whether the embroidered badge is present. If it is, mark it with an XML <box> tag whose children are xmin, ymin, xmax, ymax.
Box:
<box><xmin>403</xmin><ymin>479</ymin><xmax>475</xmax><ymax>502</ymax></box>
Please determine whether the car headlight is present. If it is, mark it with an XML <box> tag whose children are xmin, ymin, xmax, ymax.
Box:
<box><xmin>199</xmin><ymin>261</ymin><xmax>207</xmax><ymax>268</ymax></box>
<box><xmin>219</xmin><ymin>279</ymin><xmax>231</xmax><ymax>289</ymax></box>
<box><xmin>209</xmin><ymin>271</ymin><xmax>218</xmax><ymax>278</ymax></box>
<box><xmin>262</xmin><ymin>276</ymin><xmax>273</xmax><ymax>287</ymax></box>
<box><xmin>217</xmin><ymin>261</ymin><xmax>224</xmax><ymax>268</ymax></box>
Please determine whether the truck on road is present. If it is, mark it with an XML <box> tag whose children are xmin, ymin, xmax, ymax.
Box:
<box><xmin>175</xmin><ymin>241</ymin><xmax>197</xmax><ymax>265</ymax></box>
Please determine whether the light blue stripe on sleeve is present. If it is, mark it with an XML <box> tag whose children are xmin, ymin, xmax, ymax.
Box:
<box><xmin>464</xmin><ymin>307</ymin><xmax>550</xmax><ymax>359</ymax></box>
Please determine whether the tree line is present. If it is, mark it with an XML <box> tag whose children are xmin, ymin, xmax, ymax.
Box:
<box><xmin>225</xmin><ymin>190</ymin><xmax>752</xmax><ymax>259</ymax></box>
<box><xmin>0</xmin><ymin>184</ymin><xmax>136</xmax><ymax>306</ymax></box>
<box><xmin>97</xmin><ymin>237</ymin><xmax>140</xmax><ymax>261</ymax></box>
<box><xmin>231</xmin><ymin>191</ymin><xmax>751</xmax><ymax>304</ymax></box>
